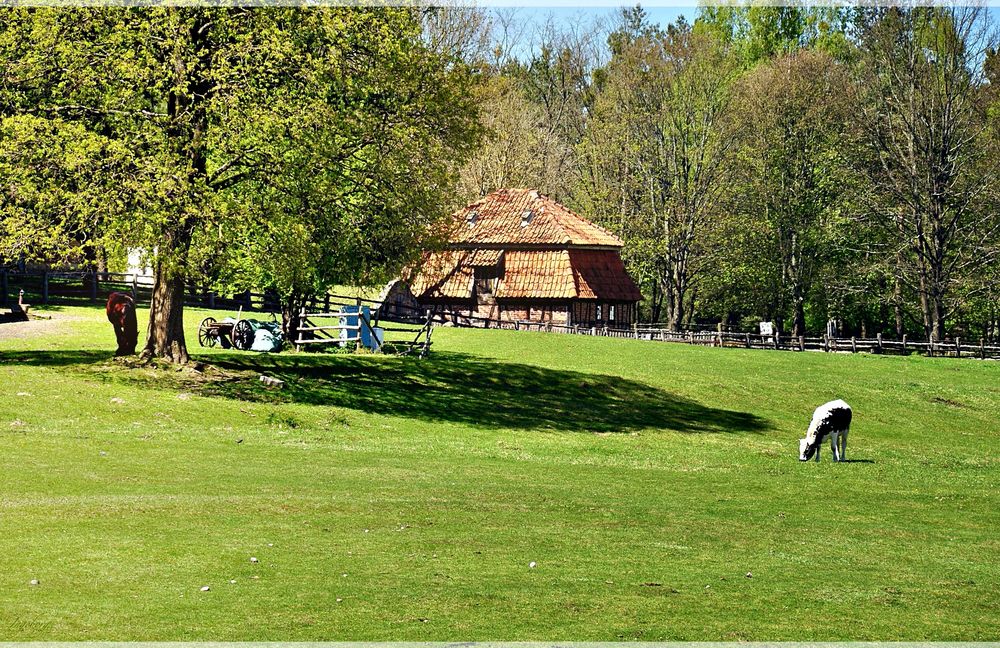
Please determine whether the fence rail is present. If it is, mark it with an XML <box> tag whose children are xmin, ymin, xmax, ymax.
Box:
<box><xmin>1</xmin><ymin>268</ymin><xmax>287</xmax><ymax>313</ymax></box>
<box><xmin>388</xmin><ymin>302</ymin><xmax>1000</xmax><ymax>361</ymax></box>
<box><xmin>5</xmin><ymin>268</ymin><xmax>996</xmax><ymax>361</ymax></box>
<box><xmin>294</xmin><ymin>301</ymin><xmax>433</xmax><ymax>357</ymax></box>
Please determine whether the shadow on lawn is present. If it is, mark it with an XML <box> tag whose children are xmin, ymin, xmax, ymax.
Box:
<box><xmin>0</xmin><ymin>350</ymin><xmax>108</xmax><ymax>366</ymax></box>
<box><xmin>210</xmin><ymin>351</ymin><xmax>771</xmax><ymax>435</ymax></box>
<box><xmin>3</xmin><ymin>349</ymin><xmax>770</xmax><ymax>434</ymax></box>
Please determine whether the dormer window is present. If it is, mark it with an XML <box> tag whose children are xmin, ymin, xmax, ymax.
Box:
<box><xmin>521</xmin><ymin>210</ymin><xmax>534</xmax><ymax>227</ymax></box>
<box><xmin>466</xmin><ymin>210</ymin><xmax>478</xmax><ymax>227</ymax></box>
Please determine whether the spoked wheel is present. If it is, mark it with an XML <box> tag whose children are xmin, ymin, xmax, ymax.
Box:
<box><xmin>198</xmin><ymin>317</ymin><xmax>218</xmax><ymax>348</ymax></box>
<box><xmin>232</xmin><ymin>319</ymin><xmax>254</xmax><ymax>351</ymax></box>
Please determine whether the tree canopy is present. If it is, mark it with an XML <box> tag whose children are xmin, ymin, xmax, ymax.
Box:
<box><xmin>1</xmin><ymin>7</ymin><xmax>479</xmax><ymax>360</ymax></box>
<box><xmin>5</xmin><ymin>5</ymin><xmax>1000</xmax><ymax>347</ymax></box>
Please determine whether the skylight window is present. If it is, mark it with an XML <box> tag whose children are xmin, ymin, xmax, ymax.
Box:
<box><xmin>521</xmin><ymin>210</ymin><xmax>534</xmax><ymax>227</ymax></box>
<box><xmin>466</xmin><ymin>210</ymin><xmax>478</xmax><ymax>227</ymax></box>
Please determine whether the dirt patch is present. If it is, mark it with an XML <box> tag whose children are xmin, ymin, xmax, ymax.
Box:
<box><xmin>88</xmin><ymin>355</ymin><xmax>253</xmax><ymax>394</ymax></box>
<box><xmin>0</xmin><ymin>312</ymin><xmax>81</xmax><ymax>342</ymax></box>
<box><xmin>930</xmin><ymin>396</ymin><xmax>965</xmax><ymax>408</ymax></box>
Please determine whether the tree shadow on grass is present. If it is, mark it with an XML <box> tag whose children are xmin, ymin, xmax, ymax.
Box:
<box><xmin>1</xmin><ymin>350</ymin><xmax>108</xmax><ymax>367</ymax></box>
<box><xmin>208</xmin><ymin>351</ymin><xmax>772</xmax><ymax>435</ymax></box>
<box><xmin>3</xmin><ymin>349</ymin><xmax>771</xmax><ymax>434</ymax></box>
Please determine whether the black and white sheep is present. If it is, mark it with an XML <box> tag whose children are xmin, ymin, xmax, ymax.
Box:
<box><xmin>799</xmin><ymin>399</ymin><xmax>852</xmax><ymax>462</ymax></box>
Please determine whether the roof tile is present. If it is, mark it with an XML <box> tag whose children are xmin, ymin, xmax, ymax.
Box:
<box><xmin>450</xmin><ymin>188</ymin><xmax>622</xmax><ymax>247</ymax></box>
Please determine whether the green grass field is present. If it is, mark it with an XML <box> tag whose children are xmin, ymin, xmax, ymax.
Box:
<box><xmin>1</xmin><ymin>305</ymin><xmax>998</xmax><ymax>640</ymax></box>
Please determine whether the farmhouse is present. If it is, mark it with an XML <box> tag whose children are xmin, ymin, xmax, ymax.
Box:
<box><xmin>402</xmin><ymin>188</ymin><xmax>641</xmax><ymax>327</ymax></box>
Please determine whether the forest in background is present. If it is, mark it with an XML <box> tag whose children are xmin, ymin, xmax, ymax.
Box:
<box><xmin>3</xmin><ymin>5</ymin><xmax>1000</xmax><ymax>362</ymax></box>
<box><xmin>449</xmin><ymin>5</ymin><xmax>1000</xmax><ymax>341</ymax></box>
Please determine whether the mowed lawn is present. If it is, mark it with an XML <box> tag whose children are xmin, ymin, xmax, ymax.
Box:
<box><xmin>1</xmin><ymin>305</ymin><xmax>998</xmax><ymax>640</ymax></box>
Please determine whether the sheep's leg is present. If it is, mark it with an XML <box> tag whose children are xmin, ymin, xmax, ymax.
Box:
<box><xmin>814</xmin><ymin>442</ymin><xmax>820</xmax><ymax>462</ymax></box>
<box><xmin>829</xmin><ymin>431</ymin><xmax>841</xmax><ymax>462</ymax></box>
<box><xmin>839</xmin><ymin>428</ymin><xmax>848</xmax><ymax>461</ymax></box>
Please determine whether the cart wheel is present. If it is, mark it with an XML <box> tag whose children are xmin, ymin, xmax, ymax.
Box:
<box><xmin>198</xmin><ymin>317</ymin><xmax>218</xmax><ymax>348</ymax></box>
<box><xmin>232</xmin><ymin>319</ymin><xmax>254</xmax><ymax>351</ymax></box>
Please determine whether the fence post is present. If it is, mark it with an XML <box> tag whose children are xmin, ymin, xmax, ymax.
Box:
<box><xmin>823</xmin><ymin>334</ymin><xmax>829</xmax><ymax>352</ymax></box>
<box><xmin>773</xmin><ymin>333</ymin><xmax>779</xmax><ymax>350</ymax></box>
<box><xmin>902</xmin><ymin>334</ymin><xmax>907</xmax><ymax>353</ymax></box>
<box><xmin>981</xmin><ymin>337</ymin><xmax>986</xmax><ymax>360</ymax></box>
<box><xmin>90</xmin><ymin>271</ymin><xmax>98</xmax><ymax>301</ymax></box>
<box><xmin>208</xmin><ymin>291</ymin><xmax>216</xmax><ymax>309</ymax></box>
<box><xmin>131</xmin><ymin>274</ymin><xmax>137</xmax><ymax>299</ymax></box>
<box><xmin>745</xmin><ymin>332</ymin><xmax>751</xmax><ymax>348</ymax></box>
<box><xmin>0</xmin><ymin>269</ymin><xmax>7</xmax><ymax>307</ymax></box>
<box><xmin>876</xmin><ymin>333</ymin><xmax>883</xmax><ymax>354</ymax></box>
<box><xmin>295</xmin><ymin>306</ymin><xmax>307</xmax><ymax>352</ymax></box>
<box><xmin>956</xmin><ymin>337</ymin><xmax>961</xmax><ymax>358</ymax></box>
<box><xmin>42</xmin><ymin>271</ymin><xmax>49</xmax><ymax>304</ymax></box>
<box><xmin>798</xmin><ymin>335</ymin><xmax>805</xmax><ymax>352</ymax></box>
<box><xmin>851</xmin><ymin>336</ymin><xmax>857</xmax><ymax>353</ymax></box>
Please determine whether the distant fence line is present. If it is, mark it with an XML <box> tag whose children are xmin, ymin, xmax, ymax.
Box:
<box><xmin>4</xmin><ymin>267</ymin><xmax>997</xmax><ymax>361</ymax></box>
<box><xmin>385</xmin><ymin>301</ymin><xmax>1000</xmax><ymax>362</ymax></box>
<box><xmin>1</xmin><ymin>268</ymin><xmax>330</xmax><ymax>314</ymax></box>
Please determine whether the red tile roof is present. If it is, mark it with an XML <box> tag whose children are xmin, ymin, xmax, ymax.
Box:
<box><xmin>409</xmin><ymin>249</ymin><xmax>473</xmax><ymax>299</ymax></box>
<box><xmin>411</xmin><ymin>248</ymin><xmax>641</xmax><ymax>302</ymax></box>
<box><xmin>496</xmin><ymin>250</ymin><xmax>576</xmax><ymax>299</ymax></box>
<box><xmin>408</xmin><ymin>189</ymin><xmax>640</xmax><ymax>303</ymax></box>
<box><xmin>451</xmin><ymin>188</ymin><xmax>623</xmax><ymax>247</ymax></box>
<box><xmin>570</xmin><ymin>249</ymin><xmax>643</xmax><ymax>301</ymax></box>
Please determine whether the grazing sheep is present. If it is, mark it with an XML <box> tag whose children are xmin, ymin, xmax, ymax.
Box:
<box><xmin>799</xmin><ymin>399</ymin><xmax>852</xmax><ymax>462</ymax></box>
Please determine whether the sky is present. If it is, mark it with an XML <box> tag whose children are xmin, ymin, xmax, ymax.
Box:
<box><xmin>495</xmin><ymin>4</ymin><xmax>1000</xmax><ymax>63</ymax></box>
<box><xmin>508</xmin><ymin>5</ymin><xmax>696</xmax><ymax>30</ymax></box>
<box><xmin>487</xmin><ymin>5</ymin><xmax>697</xmax><ymax>61</ymax></box>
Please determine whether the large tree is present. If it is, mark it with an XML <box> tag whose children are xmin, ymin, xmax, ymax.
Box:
<box><xmin>727</xmin><ymin>50</ymin><xmax>854</xmax><ymax>336</ymax></box>
<box><xmin>0</xmin><ymin>7</ymin><xmax>478</xmax><ymax>361</ymax></box>
<box><xmin>579</xmin><ymin>14</ymin><xmax>738</xmax><ymax>329</ymax></box>
<box><xmin>855</xmin><ymin>6</ymin><xmax>1000</xmax><ymax>341</ymax></box>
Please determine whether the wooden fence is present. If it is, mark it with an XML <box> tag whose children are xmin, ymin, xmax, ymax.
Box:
<box><xmin>295</xmin><ymin>302</ymin><xmax>433</xmax><ymax>357</ymax></box>
<box><xmin>6</xmin><ymin>267</ymin><xmax>997</xmax><ymax>361</ymax></box>
<box><xmin>1</xmin><ymin>268</ymin><xmax>284</xmax><ymax>313</ymax></box>
<box><xmin>386</xmin><ymin>302</ymin><xmax>1000</xmax><ymax>361</ymax></box>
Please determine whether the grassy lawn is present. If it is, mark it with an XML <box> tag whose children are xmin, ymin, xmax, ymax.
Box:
<box><xmin>1</xmin><ymin>304</ymin><xmax>998</xmax><ymax>640</ymax></box>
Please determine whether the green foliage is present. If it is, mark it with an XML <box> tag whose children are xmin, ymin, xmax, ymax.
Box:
<box><xmin>695</xmin><ymin>5</ymin><xmax>855</xmax><ymax>66</ymax></box>
<box><xmin>578</xmin><ymin>15</ymin><xmax>738</xmax><ymax>327</ymax></box>
<box><xmin>708</xmin><ymin>50</ymin><xmax>855</xmax><ymax>333</ymax></box>
<box><xmin>0</xmin><ymin>115</ymin><xmax>129</xmax><ymax>266</ymax></box>
<box><xmin>0</xmin><ymin>7</ymin><xmax>480</xmax><ymax>327</ymax></box>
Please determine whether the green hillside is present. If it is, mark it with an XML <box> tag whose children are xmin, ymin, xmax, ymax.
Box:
<box><xmin>1</xmin><ymin>305</ymin><xmax>997</xmax><ymax>640</ymax></box>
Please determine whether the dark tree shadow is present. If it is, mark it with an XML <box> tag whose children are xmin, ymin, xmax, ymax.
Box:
<box><xmin>1</xmin><ymin>350</ymin><xmax>108</xmax><ymax>367</ymax></box>
<box><xmin>208</xmin><ymin>351</ymin><xmax>771</xmax><ymax>435</ymax></box>
<box><xmin>3</xmin><ymin>349</ymin><xmax>772</xmax><ymax>435</ymax></box>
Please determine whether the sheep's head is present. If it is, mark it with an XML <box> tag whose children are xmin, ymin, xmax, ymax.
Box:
<box><xmin>799</xmin><ymin>438</ymin><xmax>813</xmax><ymax>461</ymax></box>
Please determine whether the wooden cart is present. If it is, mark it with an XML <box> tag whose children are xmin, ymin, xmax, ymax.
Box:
<box><xmin>197</xmin><ymin>316</ymin><xmax>255</xmax><ymax>350</ymax></box>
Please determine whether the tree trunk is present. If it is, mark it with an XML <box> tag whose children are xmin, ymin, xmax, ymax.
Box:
<box><xmin>143</xmin><ymin>259</ymin><xmax>189</xmax><ymax>363</ymax></box>
<box><xmin>930</xmin><ymin>289</ymin><xmax>946</xmax><ymax>342</ymax></box>
<box><xmin>667</xmin><ymin>287</ymin><xmax>684</xmax><ymax>331</ymax></box>
<box><xmin>649</xmin><ymin>277</ymin><xmax>661</xmax><ymax>323</ymax></box>
<box><xmin>281</xmin><ymin>293</ymin><xmax>308</xmax><ymax>346</ymax></box>
<box><xmin>893</xmin><ymin>269</ymin><xmax>905</xmax><ymax>339</ymax></box>
<box><xmin>141</xmin><ymin>9</ymin><xmax>213</xmax><ymax>363</ymax></box>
